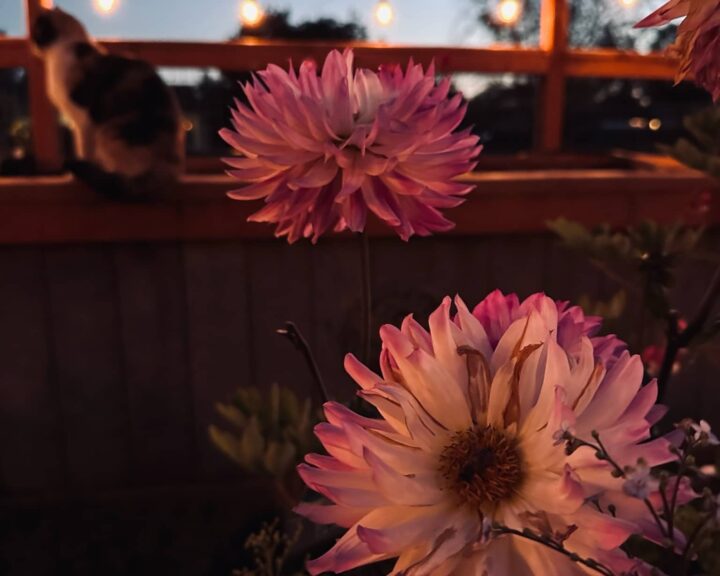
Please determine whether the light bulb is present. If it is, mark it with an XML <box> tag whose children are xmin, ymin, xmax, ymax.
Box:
<box><xmin>375</xmin><ymin>1</ymin><xmax>394</xmax><ymax>26</ymax></box>
<box><xmin>94</xmin><ymin>0</ymin><xmax>118</xmax><ymax>15</ymax></box>
<box><xmin>618</xmin><ymin>0</ymin><xmax>637</xmax><ymax>7</ymax></box>
<box><xmin>495</xmin><ymin>0</ymin><xmax>522</xmax><ymax>25</ymax></box>
<box><xmin>240</xmin><ymin>0</ymin><xmax>264</xmax><ymax>26</ymax></box>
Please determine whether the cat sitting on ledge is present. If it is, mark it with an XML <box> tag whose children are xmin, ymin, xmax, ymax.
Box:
<box><xmin>31</xmin><ymin>7</ymin><xmax>185</xmax><ymax>201</ymax></box>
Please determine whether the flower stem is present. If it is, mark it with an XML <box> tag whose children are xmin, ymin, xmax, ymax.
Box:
<box><xmin>277</xmin><ymin>321</ymin><xmax>330</xmax><ymax>403</ymax></box>
<box><xmin>360</xmin><ymin>232</ymin><xmax>373</xmax><ymax>366</ymax></box>
<box><xmin>493</xmin><ymin>526</ymin><xmax>616</xmax><ymax>576</ymax></box>
<box><xmin>680</xmin><ymin>512</ymin><xmax>714</xmax><ymax>575</ymax></box>
<box><xmin>667</xmin><ymin>458</ymin><xmax>687</xmax><ymax>541</ymax></box>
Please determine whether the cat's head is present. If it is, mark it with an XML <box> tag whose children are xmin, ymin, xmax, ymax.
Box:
<box><xmin>31</xmin><ymin>8</ymin><xmax>90</xmax><ymax>53</ymax></box>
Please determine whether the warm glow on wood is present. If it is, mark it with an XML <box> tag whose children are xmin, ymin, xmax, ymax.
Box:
<box><xmin>374</xmin><ymin>1</ymin><xmax>394</xmax><ymax>26</ymax></box>
<box><xmin>94</xmin><ymin>0</ymin><xmax>118</xmax><ymax>15</ymax></box>
<box><xmin>239</xmin><ymin>0</ymin><xmax>264</xmax><ymax>26</ymax></box>
<box><xmin>496</xmin><ymin>0</ymin><xmax>522</xmax><ymax>25</ymax></box>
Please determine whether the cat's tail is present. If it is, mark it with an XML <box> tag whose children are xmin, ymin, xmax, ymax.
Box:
<box><xmin>67</xmin><ymin>161</ymin><xmax>179</xmax><ymax>201</ymax></box>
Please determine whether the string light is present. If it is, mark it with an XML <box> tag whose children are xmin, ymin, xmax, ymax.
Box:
<box><xmin>40</xmin><ymin>0</ymin><xmax>54</xmax><ymax>8</ymax></box>
<box><xmin>93</xmin><ymin>0</ymin><xmax>119</xmax><ymax>15</ymax></box>
<box><xmin>618</xmin><ymin>0</ymin><xmax>638</xmax><ymax>7</ymax></box>
<box><xmin>239</xmin><ymin>0</ymin><xmax>264</xmax><ymax>27</ymax></box>
<box><xmin>374</xmin><ymin>0</ymin><xmax>394</xmax><ymax>26</ymax></box>
<box><xmin>495</xmin><ymin>0</ymin><xmax>522</xmax><ymax>25</ymax></box>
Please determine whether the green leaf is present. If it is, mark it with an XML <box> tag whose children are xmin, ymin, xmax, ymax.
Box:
<box><xmin>208</xmin><ymin>425</ymin><xmax>246</xmax><ymax>466</ymax></box>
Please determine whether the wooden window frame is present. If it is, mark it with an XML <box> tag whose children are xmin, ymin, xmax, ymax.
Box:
<box><xmin>1</xmin><ymin>0</ymin><xmax>679</xmax><ymax>174</ymax></box>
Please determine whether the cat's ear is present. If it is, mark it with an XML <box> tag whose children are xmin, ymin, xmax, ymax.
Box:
<box><xmin>31</xmin><ymin>13</ymin><xmax>58</xmax><ymax>48</ymax></box>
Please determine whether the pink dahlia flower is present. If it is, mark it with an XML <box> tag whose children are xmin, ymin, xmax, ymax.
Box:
<box><xmin>296</xmin><ymin>291</ymin><xmax>684</xmax><ymax>575</ymax></box>
<box><xmin>636</xmin><ymin>0</ymin><xmax>720</xmax><ymax>101</ymax></box>
<box><xmin>220</xmin><ymin>49</ymin><xmax>481</xmax><ymax>243</ymax></box>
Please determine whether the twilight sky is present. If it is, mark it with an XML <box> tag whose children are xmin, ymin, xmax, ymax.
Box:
<box><xmin>1</xmin><ymin>0</ymin><xmax>493</xmax><ymax>45</ymax></box>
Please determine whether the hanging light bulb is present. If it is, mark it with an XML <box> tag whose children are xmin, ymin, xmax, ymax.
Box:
<box><xmin>93</xmin><ymin>0</ymin><xmax>119</xmax><ymax>15</ymax></box>
<box><xmin>239</xmin><ymin>0</ymin><xmax>264</xmax><ymax>27</ymax></box>
<box><xmin>374</xmin><ymin>0</ymin><xmax>394</xmax><ymax>26</ymax></box>
<box><xmin>495</xmin><ymin>0</ymin><xmax>522</xmax><ymax>25</ymax></box>
<box><xmin>618</xmin><ymin>0</ymin><xmax>637</xmax><ymax>7</ymax></box>
<box><xmin>40</xmin><ymin>0</ymin><xmax>54</xmax><ymax>8</ymax></box>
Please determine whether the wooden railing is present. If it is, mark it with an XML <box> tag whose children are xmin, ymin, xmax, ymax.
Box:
<box><xmin>1</xmin><ymin>0</ymin><xmax>679</xmax><ymax>174</ymax></box>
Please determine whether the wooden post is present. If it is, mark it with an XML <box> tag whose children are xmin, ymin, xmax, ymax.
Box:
<box><xmin>535</xmin><ymin>0</ymin><xmax>569</xmax><ymax>153</ymax></box>
<box><xmin>25</xmin><ymin>0</ymin><xmax>62</xmax><ymax>173</ymax></box>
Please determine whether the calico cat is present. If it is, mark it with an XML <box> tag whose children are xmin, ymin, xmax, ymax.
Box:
<box><xmin>30</xmin><ymin>7</ymin><xmax>185</xmax><ymax>200</ymax></box>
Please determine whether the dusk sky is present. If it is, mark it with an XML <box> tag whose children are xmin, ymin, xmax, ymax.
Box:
<box><xmin>1</xmin><ymin>0</ymin><xmax>492</xmax><ymax>45</ymax></box>
<box><xmin>1</xmin><ymin>0</ymin><xmax>668</xmax><ymax>97</ymax></box>
<box><xmin>1</xmin><ymin>0</ymin><xmax>668</xmax><ymax>46</ymax></box>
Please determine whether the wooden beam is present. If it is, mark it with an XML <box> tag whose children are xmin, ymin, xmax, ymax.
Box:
<box><xmin>535</xmin><ymin>0</ymin><xmax>569</xmax><ymax>153</ymax></box>
<box><xmin>565</xmin><ymin>49</ymin><xmax>677</xmax><ymax>80</ymax></box>
<box><xmin>0</xmin><ymin>170</ymin><xmax>713</xmax><ymax>245</ymax></box>
<box><xmin>100</xmin><ymin>40</ymin><xmax>552</xmax><ymax>74</ymax></box>
<box><xmin>25</xmin><ymin>0</ymin><xmax>62</xmax><ymax>174</ymax></box>
<box><xmin>0</xmin><ymin>38</ymin><xmax>29</xmax><ymax>68</ymax></box>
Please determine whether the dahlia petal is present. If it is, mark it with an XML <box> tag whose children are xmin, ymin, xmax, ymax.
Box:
<box><xmin>364</xmin><ymin>447</ymin><xmax>444</xmax><ymax>505</ymax></box>
<box><xmin>314</xmin><ymin>422</ymin><xmax>367</xmax><ymax>468</ymax></box>
<box><xmin>341</xmin><ymin>191</ymin><xmax>368</xmax><ymax>232</ymax></box>
<box><xmin>400</xmin><ymin>513</ymin><xmax>479</xmax><ymax>576</ymax></box>
<box><xmin>429</xmin><ymin>296</ymin><xmax>471</xmax><ymax>402</ymax></box>
<box><xmin>380</xmin><ymin>325</ymin><xmax>471</xmax><ymax>430</ymax></box>
<box><xmin>361</xmin><ymin>179</ymin><xmax>402</xmax><ymax>226</ymax></box>
<box><xmin>324</xmin><ymin>401</ymin><xmax>393</xmax><ymax>433</ymax></box>
<box><xmin>344</xmin><ymin>353</ymin><xmax>383</xmax><ymax>390</ymax></box>
<box><xmin>294</xmin><ymin>501</ymin><xmax>372</xmax><ymax>527</ymax></box>
<box><xmin>576</xmin><ymin>353</ymin><xmax>643</xmax><ymax>433</ymax></box>
<box><xmin>400</xmin><ymin>315</ymin><xmax>434</xmax><ymax>355</ymax></box>
<box><xmin>453</xmin><ymin>295</ymin><xmax>494</xmax><ymax>359</ymax></box>
<box><xmin>356</xmin><ymin>504</ymin><xmax>450</xmax><ymax>554</ymax></box>
<box><xmin>307</xmin><ymin>525</ymin><xmax>388</xmax><ymax>575</ymax></box>
<box><xmin>491</xmin><ymin>311</ymin><xmax>550</xmax><ymax>375</ymax></box>
<box><xmin>521</xmin><ymin>339</ymin><xmax>572</xmax><ymax>434</ymax></box>
<box><xmin>483</xmin><ymin>536</ymin><xmax>533</xmax><ymax>575</ymax></box>
<box><xmin>288</xmin><ymin>158</ymin><xmax>338</xmax><ymax>188</ymax></box>
<box><xmin>512</xmin><ymin>538</ymin><xmax>587</xmax><ymax>576</ymax></box>
<box><xmin>634</xmin><ymin>0</ymin><xmax>689</xmax><ymax>27</ymax></box>
<box><xmin>360</xmin><ymin>384</ymin><xmax>444</xmax><ymax>450</ymax></box>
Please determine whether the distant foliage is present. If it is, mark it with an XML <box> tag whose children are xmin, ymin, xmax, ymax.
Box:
<box><xmin>667</xmin><ymin>106</ymin><xmax>720</xmax><ymax>180</ymax></box>
<box><xmin>548</xmin><ymin>219</ymin><xmax>702</xmax><ymax>318</ymax></box>
<box><xmin>237</xmin><ymin>9</ymin><xmax>367</xmax><ymax>41</ymax></box>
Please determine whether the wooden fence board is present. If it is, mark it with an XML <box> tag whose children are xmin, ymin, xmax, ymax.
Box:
<box><xmin>113</xmin><ymin>243</ymin><xmax>196</xmax><ymax>485</ymax></box>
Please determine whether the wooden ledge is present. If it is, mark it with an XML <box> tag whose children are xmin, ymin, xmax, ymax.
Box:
<box><xmin>0</xmin><ymin>168</ymin><xmax>715</xmax><ymax>245</ymax></box>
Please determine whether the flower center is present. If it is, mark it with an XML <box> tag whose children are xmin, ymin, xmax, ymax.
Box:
<box><xmin>438</xmin><ymin>426</ymin><xmax>524</xmax><ymax>509</ymax></box>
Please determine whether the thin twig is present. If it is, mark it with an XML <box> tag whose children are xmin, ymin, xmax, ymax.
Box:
<box><xmin>493</xmin><ymin>526</ymin><xmax>616</xmax><ymax>576</ymax></box>
<box><xmin>360</xmin><ymin>233</ymin><xmax>373</xmax><ymax>366</ymax></box>
<box><xmin>658</xmin><ymin>264</ymin><xmax>720</xmax><ymax>400</ymax></box>
<box><xmin>571</xmin><ymin>433</ymin><xmax>669</xmax><ymax>539</ymax></box>
<box><xmin>277</xmin><ymin>321</ymin><xmax>330</xmax><ymax>403</ymax></box>
<box><xmin>680</xmin><ymin>265</ymin><xmax>720</xmax><ymax>346</ymax></box>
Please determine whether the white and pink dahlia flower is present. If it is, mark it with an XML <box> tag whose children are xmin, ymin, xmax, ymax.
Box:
<box><xmin>636</xmin><ymin>0</ymin><xmax>720</xmax><ymax>101</ymax></box>
<box><xmin>220</xmin><ymin>49</ymin><xmax>481</xmax><ymax>243</ymax></box>
<box><xmin>296</xmin><ymin>291</ymin><xmax>682</xmax><ymax>575</ymax></box>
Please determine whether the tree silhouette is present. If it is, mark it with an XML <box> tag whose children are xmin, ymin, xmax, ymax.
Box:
<box><xmin>236</xmin><ymin>9</ymin><xmax>366</xmax><ymax>42</ymax></box>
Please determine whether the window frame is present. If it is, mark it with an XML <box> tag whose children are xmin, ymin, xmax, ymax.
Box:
<box><xmin>1</xmin><ymin>0</ymin><xmax>678</xmax><ymax>173</ymax></box>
